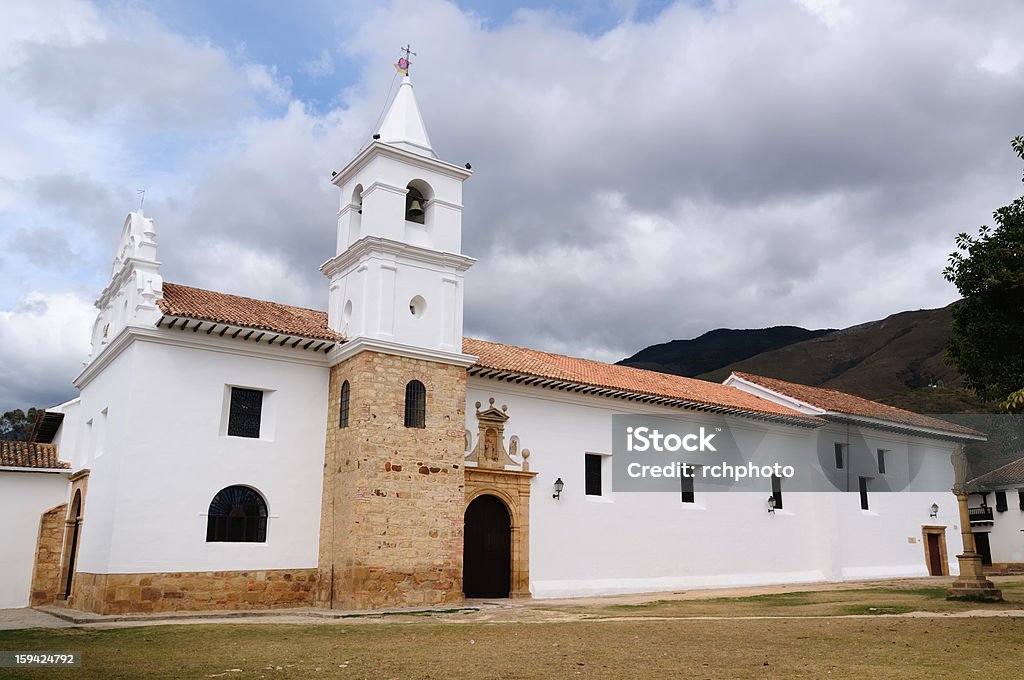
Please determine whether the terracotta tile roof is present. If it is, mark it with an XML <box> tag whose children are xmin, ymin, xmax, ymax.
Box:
<box><xmin>0</xmin><ymin>441</ymin><xmax>70</xmax><ymax>470</ymax></box>
<box><xmin>732</xmin><ymin>372</ymin><xmax>984</xmax><ymax>437</ymax></box>
<box><xmin>154</xmin><ymin>283</ymin><xmax>950</xmax><ymax>431</ymax></box>
<box><xmin>463</xmin><ymin>337</ymin><xmax>821</xmax><ymax>423</ymax></box>
<box><xmin>967</xmin><ymin>456</ymin><xmax>1024</xmax><ymax>491</ymax></box>
<box><xmin>158</xmin><ymin>283</ymin><xmax>343</xmax><ymax>342</ymax></box>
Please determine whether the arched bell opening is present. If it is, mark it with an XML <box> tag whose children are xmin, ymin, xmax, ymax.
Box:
<box><xmin>405</xmin><ymin>179</ymin><xmax>434</xmax><ymax>225</ymax></box>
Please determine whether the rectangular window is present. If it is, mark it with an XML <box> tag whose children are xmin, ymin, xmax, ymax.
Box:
<box><xmin>1018</xmin><ymin>489</ymin><xmax>1024</xmax><ymax>511</ymax></box>
<box><xmin>681</xmin><ymin>465</ymin><xmax>696</xmax><ymax>504</ymax></box>
<box><xmin>227</xmin><ymin>387</ymin><xmax>263</xmax><ymax>438</ymax></box>
<box><xmin>585</xmin><ymin>453</ymin><xmax>602</xmax><ymax>497</ymax></box>
<box><xmin>877</xmin><ymin>449</ymin><xmax>886</xmax><ymax>474</ymax></box>
<box><xmin>995</xmin><ymin>490</ymin><xmax>1008</xmax><ymax>513</ymax></box>
<box><xmin>834</xmin><ymin>442</ymin><xmax>845</xmax><ymax>469</ymax></box>
<box><xmin>859</xmin><ymin>476</ymin><xmax>870</xmax><ymax>510</ymax></box>
<box><xmin>771</xmin><ymin>474</ymin><xmax>783</xmax><ymax>510</ymax></box>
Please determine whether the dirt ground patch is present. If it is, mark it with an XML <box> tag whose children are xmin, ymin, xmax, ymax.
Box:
<box><xmin>2</xmin><ymin>577</ymin><xmax>1022</xmax><ymax>678</ymax></box>
<box><xmin>1</xmin><ymin>617</ymin><xmax>1022</xmax><ymax>679</ymax></box>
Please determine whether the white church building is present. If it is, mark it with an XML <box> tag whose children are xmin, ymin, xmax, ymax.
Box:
<box><xmin>1</xmin><ymin>74</ymin><xmax>986</xmax><ymax>613</ymax></box>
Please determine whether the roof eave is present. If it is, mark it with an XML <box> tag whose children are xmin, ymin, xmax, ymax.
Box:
<box><xmin>823</xmin><ymin>413</ymin><xmax>986</xmax><ymax>443</ymax></box>
<box><xmin>468</xmin><ymin>366</ymin><xmax>823</xmax><ymax>428</ymax></box>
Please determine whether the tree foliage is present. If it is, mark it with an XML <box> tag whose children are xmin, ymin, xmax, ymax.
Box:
<box><xmin>0</xmin><ymin>408</ymin><xmax>40</xmax><ymax>441</ymax></box>
<box><xmin>1003</xmin><ymin>387</ymin><xmax>1024</xmax><ymax>414</ymax></box>
<box><xmin>943</xmin><ymin>138</ymin><xmax>1024</xmax><ymax>404</ymax></box>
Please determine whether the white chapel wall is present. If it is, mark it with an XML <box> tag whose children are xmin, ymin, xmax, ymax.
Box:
<box><xmin>466</xmin><ymin>378</ymin><xmax>963</xmax><ymax>598</ymax></box>
<box><xmin>74</xmin><ymin>338</ymin><xmax>328</xmax><ymax>574</ymax></box>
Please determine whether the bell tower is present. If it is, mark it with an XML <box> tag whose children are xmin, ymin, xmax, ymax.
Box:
<box><xmin>321</xmin><ymin>73</ymin><xmax>474</xmax><ymax>357</ymax></box>
<box><xmin>317</xmin><ymin>65</ymin><xmax>476</xmax><ymax>610</ymax></box>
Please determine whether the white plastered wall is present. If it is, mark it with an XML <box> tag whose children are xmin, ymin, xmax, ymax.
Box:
<box><xmin>72</xmin><ymin>336</ymin><xmax>328</xmax><ymax>574</ymax></box>
<box><xmin>466</xmin><ymin>378</ymin><xmax>962</xmax><ymax>598</ymax></box>
<box><xmin>0</xmin><ymin>471</ymin><xmax>69</xmax><ymax>608</ymax></box>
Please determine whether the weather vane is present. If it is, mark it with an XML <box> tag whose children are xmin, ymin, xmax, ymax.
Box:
<box><xmin>137</xmin><ymin>188</ymin><xmax>146</xmax><ymax>212</ymax></box>
<box><xmin>395</xmin><ymin>44</ymin><xmax>415</xmax><ymax>75</ymax></box>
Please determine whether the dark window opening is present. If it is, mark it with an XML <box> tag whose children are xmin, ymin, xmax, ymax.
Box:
<box><xmin>206</xmin><ymin>485</ymin><xmax>268</xmax><ymax>542</ymax></box>
<box><xmin>681</xmin><ymin>466</ymin><xmax>695</xmax><ymax>504</ymax></box>
<box><xmin>771</xmin><ymin>475</ymin><xmax>783</xmax><ymax>510</ymax></box>
<box><xmin>995</xmin><ymin>490</ymin><xmax>1008</xmax><ymax>513</ymax></box>
<box><xmin>1018</xmin><ymin>489</ymin><xmax>1024</xmax><ymax>511</ymax></box>
<box><xmin>877</xmin><ymin>449</ymin><xmax>886</xmax><ymax>474</ymax></box>
<box><xmin>834</xmin><ymin>442</ymin><xmax>845</xmax><ymax>469</ymax></box>
<box><xmin>585</xmin><ymin>454</ymin><xmax>602</xmax><ymax>497</ymax></box>
<box><xmin>227</xmin><ymin>387</ymin><xmax>263</xmax><ymax>438</ymax></box>
<box><xmin>404</xmin><ymin>380</ymin><xmax>426</xmax><ymax>428</ymax></box>
<box><xmin>859</xmin><ymin>477</ymin><xmax>870</xmax><ymax>510</ymax></box>
<box><xmin>339</xmin><ymin>380</ymin><xmax>350</xmax><ymax>428</ymax></box>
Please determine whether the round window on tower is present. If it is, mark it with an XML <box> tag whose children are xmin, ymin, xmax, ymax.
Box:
<box><xmin>342</xmin><ymin>300</ymin><xmax>353</xmax><ymax>326</ymax></box>
<box><xmin>409</xmin><ymin>295</ymin><xmax>426</xmax><ymax>318</ymax></box>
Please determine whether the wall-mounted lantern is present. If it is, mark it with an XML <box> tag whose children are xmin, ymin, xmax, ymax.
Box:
<box><xmin>552</xmin><ymin>478</ymin><xmax>564</xmax><ymax>500</ymax></box>
<box><xmin>930</xmin><ymin>503</ymin><xmax>939</xmax><ymax>518</ymax></box>
<box><xmin>767</xmin><ymin>495</ymin><xmax>776</xmax><ymax>514</ymax></box>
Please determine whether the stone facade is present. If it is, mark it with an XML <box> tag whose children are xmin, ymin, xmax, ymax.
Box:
<box><xmin>29</xmin><ymin>503</ymin><xmax>68</xmax><ymax>606</ymax></box>
<box><xmin>69</xmin><ymin>569</ymin><xmax>317</xmax><ymax>614</ymax></box>
<box><xmin>317</xmin><ymin>349</ymin><xmax>467</xmax><ymax>610</ymax></box>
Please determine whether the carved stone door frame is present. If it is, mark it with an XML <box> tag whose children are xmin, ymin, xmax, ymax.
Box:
<box><xmin>464</xmin><ymin>467</ymin><xmax>535</xmax><ymax>599</ymax></box>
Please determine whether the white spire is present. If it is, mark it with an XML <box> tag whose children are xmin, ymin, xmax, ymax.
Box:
<box><xmin>377</xmin><ymin>75</ymin><xmax>436</xmax><ymax>158</ymax></box>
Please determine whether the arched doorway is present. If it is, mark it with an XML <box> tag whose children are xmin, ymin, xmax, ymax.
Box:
<box><xmin>463</xmin><ymin>494</ymin><xmax>511</xmax><ymax>598</ymax></box>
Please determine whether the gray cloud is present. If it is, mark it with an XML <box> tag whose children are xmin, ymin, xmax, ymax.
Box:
<box><xmin>3</xmin><ymin>0</ymin><xmax>1024</xmax><ymax>412</ymax></box>
<box><xmin>10</xmin><ymin>14</ymin><xmax>255</xmax><ymax>131</ymax></box>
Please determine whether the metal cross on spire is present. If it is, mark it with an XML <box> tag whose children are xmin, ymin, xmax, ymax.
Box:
<box><xmin>395</xmin><ymin>44</ymin><xmax>415</xmax><ymax>75</ymax></box>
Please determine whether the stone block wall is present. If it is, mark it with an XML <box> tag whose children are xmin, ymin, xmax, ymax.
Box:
<box><xmin>317</xmin><ymin>350</ymin><xmax>467</xmax><ymax>610</ymax></box>
<box><xmin>70</xmin><ymin>569</ymin><xmax>317</xmax><ymax>615</ymax></box>
<box><xmin>29</xmin><ymin>503</ymin><xmax>68</xmax><ymax>606</ymax></box>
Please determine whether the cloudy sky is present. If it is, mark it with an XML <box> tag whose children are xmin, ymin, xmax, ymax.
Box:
<box><xmin>1</xmin><ymin>0</ymin><xmax>1023</xmax><ymax>412</ymax></box>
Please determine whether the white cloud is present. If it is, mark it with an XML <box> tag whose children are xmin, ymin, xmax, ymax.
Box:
<box><xmin>303</xmin><ymin>49</ymin><xmax>335</xmax><ymax>80</ymax></box>
<box><xmin>244</xmin><ymin>63</ymin><xmax>293</xmax><ymax>105</ymax></box>
<box><xmin>0</xmin><ymin>292</ymin><xmax>95</xmax><ymax>411</ymax></box>
<box><xmin>3</xmin><ymin>0</ymin><xmax>1024</xmax><ymax>411</ymax></box>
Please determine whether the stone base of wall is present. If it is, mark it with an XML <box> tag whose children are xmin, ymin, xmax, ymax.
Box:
<box><xmin>985</xmin><ymin>562</ymin><xmax>1024</xmax><ymax>575</ymax></box>
<box><xmin>70</xmin><ymin>569</ymin><xmax>318</xmax><ymax>615</ymax></box>
<box><xmin>30</xmin><ymin>504</ymin><xmax>68</xmax><ymax>607</ymax></box>
<box><xmin>320</xmin><ymin>566</ymin><xmax>462</xmax><ymax>611</ymax></box>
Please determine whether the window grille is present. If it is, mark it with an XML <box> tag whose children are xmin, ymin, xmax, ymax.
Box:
<box><xmin>206</xmin><ymin>485</ymin><xmax>268</xmax><ymax>542</ymax></box>
<box><xmin>404</xmin><ymin>380</ymin><xmax>426</xmax><ymax>428</ymax></box>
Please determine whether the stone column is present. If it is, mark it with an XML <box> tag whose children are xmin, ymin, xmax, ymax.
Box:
<box><xmin>946</xmin><ymin>445</ymin><xmax>1001</xmax><ymax>601</ymax></box>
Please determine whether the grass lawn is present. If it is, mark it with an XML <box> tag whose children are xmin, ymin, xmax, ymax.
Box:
<box><xmin>1</xmin><ymin>618</ymin><xmax>1022</xmax><ymax>679</ymax></box>
<box><xmin>575</xmin><ymin>578</ymin><xmax>1024</xmax><ymax>618</ymax></box>
<box><xmin>1</xmin><ymin>579</ymin><xmax>1022</xmax><ymax>679</ymax></box>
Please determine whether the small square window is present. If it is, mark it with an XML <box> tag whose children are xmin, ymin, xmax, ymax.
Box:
<box><xmin>227</xmin><ymin>387</ymin><xmax>263</xmax><ymax>438</ymax></box>
<box><xmin>681</xmin><ymin>466</ymin><xmax>696</xmax><ymax>504</ymax></box>
<box><xmin>585</xmin><ymin>454</ymin><xmax>602</xmax><ymax>497</ymax></box>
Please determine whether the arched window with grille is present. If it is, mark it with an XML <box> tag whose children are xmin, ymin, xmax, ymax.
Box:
<box><xmin>404</xmin><ymin>380</ymin><xmax>426</xmax><ymax>428</ymax></box>
<box><xmin>339</xmin><ymin>380</ymin><xmax>350</xmax><ymax>428</ymax></box>
<box><xmin>206</xmin><ymin>486</ymin><xmax>268</xmax><ymax>543</ymax></box>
